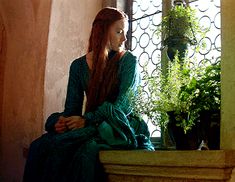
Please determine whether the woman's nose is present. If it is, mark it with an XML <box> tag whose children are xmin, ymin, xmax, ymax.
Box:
<box><xmin>122</xmin><ymin>33</ymin><xmax>127</xmax><ymax>42</ymax></box>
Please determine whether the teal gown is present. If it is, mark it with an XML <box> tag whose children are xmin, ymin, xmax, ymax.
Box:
<box><xmin>23</xmin><ymin>51</ymin><xmax>154</xmax><ymax>182</ymax></box>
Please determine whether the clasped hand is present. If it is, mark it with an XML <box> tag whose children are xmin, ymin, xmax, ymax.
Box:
<box><xmin>55</xmin><ymin>116</ymin><xmax>85</xmax><ymax>133</ymax></box>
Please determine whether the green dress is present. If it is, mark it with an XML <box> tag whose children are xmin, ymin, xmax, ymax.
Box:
<box><xmin>23</xmin><ymin>51</ymin><xmax>154</xmax><ymax>182</ymax></box>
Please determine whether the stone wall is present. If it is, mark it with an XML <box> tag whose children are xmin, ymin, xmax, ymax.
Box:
<box><xmin>221</xmin><ymin>0</ymin><xmax>235</xmax><ymax>150</ymax></box>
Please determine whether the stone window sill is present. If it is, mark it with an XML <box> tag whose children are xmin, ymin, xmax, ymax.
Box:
<box><xmin>99</xmin><ymin>150</ymin><xmax>235</xmax><ymax>182</ymax></box>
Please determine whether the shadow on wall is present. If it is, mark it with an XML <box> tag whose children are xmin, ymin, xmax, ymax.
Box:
<box><xmin>0</xmin><ymin>0</ymin><xmax>53</xmax><ymax>181</ymax></box>
<box><xmin>0</xmin><ymin>12</ymin><xmax>7</xmax><ymax>179</ymax></box>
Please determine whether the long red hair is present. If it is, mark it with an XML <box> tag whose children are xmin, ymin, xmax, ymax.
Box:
<box><xmin>86</xmin><ymin>7</ymin><xmax>128</xmax><ymax>112</ymax></box>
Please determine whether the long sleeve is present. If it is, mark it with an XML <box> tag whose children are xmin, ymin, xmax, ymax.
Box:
<box><xmin>45</xmin><ymin>58</ymin><xmax>87</xmax><ymax>132</ymax></box>
<box><xmin>84</xmin><ymin>52</ymin><xmax>140</xmax><ymax>148</ymax></box>
<box><xmin>45</xmin><ymin>112</ymin><xmax>62</xmax><ymax>133</ymax></box>
<box><xmin>63</xmin><ymin>59</ymin><xmax>84</xmax><ymax>117</ymax></box>
<box><xmin>84</xmin><ymin>52</ymin><xmax>139</xmax><ymax>123</ymax></box>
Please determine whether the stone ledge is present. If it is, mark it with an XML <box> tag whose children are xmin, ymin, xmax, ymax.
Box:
<box><xmin>99</xmin><ymin>150</ymin><xmax>235</xmax><ymax>182</ymax></box>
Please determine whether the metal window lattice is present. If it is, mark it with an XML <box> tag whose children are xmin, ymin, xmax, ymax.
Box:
<box><xmin>131</xmin><ymin>0</ymin><xmax>162</xmax><ymax>137</ymax></box>
<box><xmin>130</xmin><ymin>0</ymin><xmax>221</xmax><ymax>138</ymax></box>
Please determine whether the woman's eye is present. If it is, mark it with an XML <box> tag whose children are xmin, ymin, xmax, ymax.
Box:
<box><xmin>117</xmin><ymin>30</ymin><xmax>123</xmax><ymax>34</ymax></box>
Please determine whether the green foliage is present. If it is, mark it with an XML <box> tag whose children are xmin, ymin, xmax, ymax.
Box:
<box><xmin>130</xmin><ymin>4</ymin><xmax>219</xmax><ymax>134</ymax></box>
<box><xmin>155</xmin><ymin>5</ymin><xmax>207</xmax><ymax>47</ymax></box>
<box><xmin>130</xmin><ymin>55</ymin><xmax>221</xmax><ymax>134</ymax></box>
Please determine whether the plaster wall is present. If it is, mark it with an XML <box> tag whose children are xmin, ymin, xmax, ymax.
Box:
<box><xmin>0</xmin><ymin>11</ymin><xmax>6</xmax><ymax>139</ymax></box>
<box><xmin>44</xmin><ymin>0</ymin><xmax>102</xmax><ymax>123</ymax></box>
<box><xmin>0</xmin><ymin>12</ymin><xmax>6</xmax><ymax>182</ymax></box>
<box><xmin>221</xmin><ymin>0</ymin><xmax>235</xmax><ymax>150</ymax></box>
<box><xmin>0</xmin><ymin>0</ymin><xmax>102</xmax><ymax>181</ymax></box>
<box><xmin>0</xmin><ymin>0</ymin><xmax>52</xmax><ymax>181</ymax></box>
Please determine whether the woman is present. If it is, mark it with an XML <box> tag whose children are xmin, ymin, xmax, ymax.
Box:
<box><xmin>23</xmin><ymin>7</ymin><xmax>154</xmax><ymax>182</ymax></box>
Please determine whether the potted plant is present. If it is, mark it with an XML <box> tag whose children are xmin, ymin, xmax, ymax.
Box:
<box><xmin>158</xmin><ymin>2</ymin><xmax>205</xmax><ymax>61</ymax></box>
<box><xmin>131</xmin><ymin>56</ymin><xmax>221</xmax><ymax>150</ymax></box>
<box><xmin>185</xmin><ymin>60</ymin><xmax>221</xmax><ymax>149</ymax></box>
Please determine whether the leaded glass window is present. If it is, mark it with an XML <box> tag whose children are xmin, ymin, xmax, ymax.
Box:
<box><xmin>129</xmin><ymin>0</ymin><xmax>221</xmax><ymax>147</ymax></box>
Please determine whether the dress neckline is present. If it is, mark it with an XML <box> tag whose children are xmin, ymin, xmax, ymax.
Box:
<box><xmin>84</xmin><ymin>50</ymin><xmax>129</xmax><ymax>72</ymax></box>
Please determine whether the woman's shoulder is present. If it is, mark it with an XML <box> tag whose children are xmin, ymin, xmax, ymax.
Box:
<box><xmin>69</xmin><ymin>55</ymin><xmax>88</xmax><ymax>72</ymax></box>
<box><xmin>122</xmin><ymin>50</ymin><xmax>137</xmax><ymax>60</ymax></box>
<box><xmin>120</xmin><ymin>50</ymin><xmax>138</xmax><ymax>66</ymax></box>
<box><xmin>71</xmin><ymin>55</ymin><xmax>86</xmax><ymax>66</ymax></box>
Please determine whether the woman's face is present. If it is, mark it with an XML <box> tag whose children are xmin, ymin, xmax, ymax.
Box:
<box><xmin>108</xmin><ymin>19</ymin><xmax>128</xmax><ymax>52</ymax></box>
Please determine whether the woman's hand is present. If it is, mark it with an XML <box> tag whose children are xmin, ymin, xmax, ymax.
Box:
<box><xmin>65</xmin><ymin>116</ymin><xmax>85</xmax><ymax>130</ymax></box>
<box><xmin>55</xmin><ymin>116</ymin><xmax>67</xmax><ymax>133</ymax></box>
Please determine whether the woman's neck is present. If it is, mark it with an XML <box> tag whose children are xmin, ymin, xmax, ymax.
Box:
<box><xmin>86</xmin><ymin>52</ymin><xmax>93</xmax><ymax>70</ymax></box>
<box><xmin>108</xmin><ymin>50</ymin><xmax>117</xmax><ymax>60</ymax></box>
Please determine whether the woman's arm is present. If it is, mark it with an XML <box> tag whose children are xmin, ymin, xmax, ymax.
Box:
<box><xmin>63</xmin><ymin>59</ymin><xmax>84</xmax><ymax>117</ymax></box>
<box><xmin>83</xmin><ymin>52</ymin><xmax>140</xmax><ymax>148</ymax></box>
<box><xmin>84</xmin><ymin>52</ymin><xmax>139</xmax><ymax>125</ymax></box>
<box><xmin>45</xmin><ymin>59</ymin><xmax>85</xmax><ymax>132</ymax></box>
